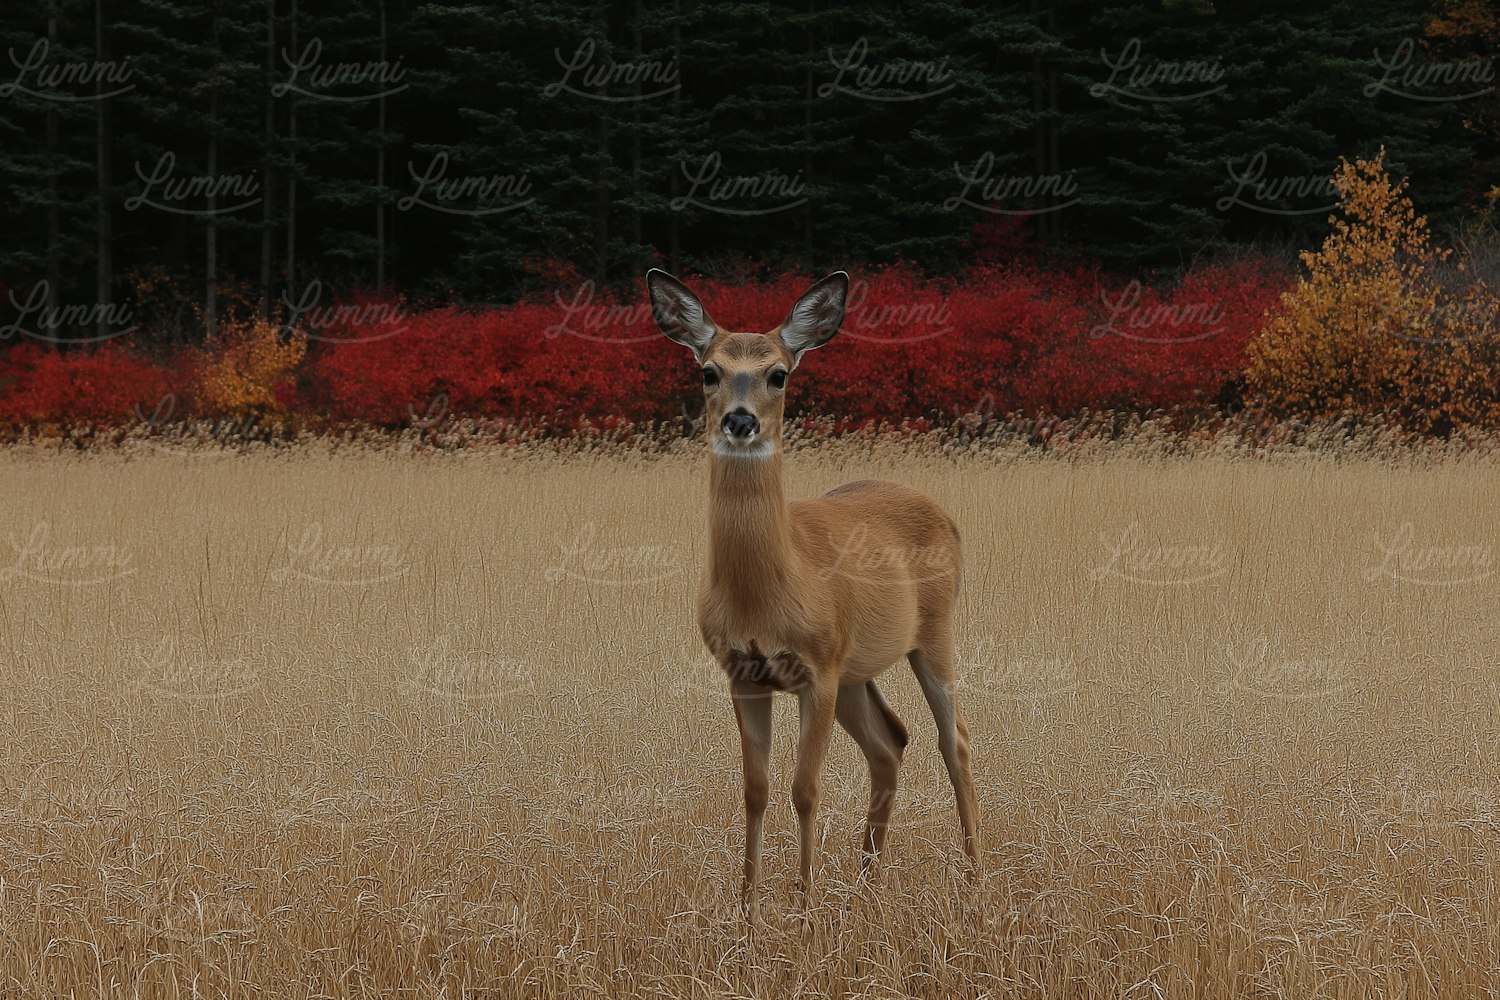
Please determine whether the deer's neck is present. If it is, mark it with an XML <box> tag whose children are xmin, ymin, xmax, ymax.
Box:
<box><xmin>707</xmin><ymin>443</ymin><xmax>797</xmax><ymax>609</ymax></box>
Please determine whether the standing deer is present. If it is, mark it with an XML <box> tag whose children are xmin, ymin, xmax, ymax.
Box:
<box><xmin>646</xmin><ymin>268</ymin><xmax>981</xmax><ymax>911</ymax></box>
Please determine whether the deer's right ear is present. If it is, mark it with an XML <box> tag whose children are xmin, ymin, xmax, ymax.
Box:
<box><xmin>647</xmin><ymin>269</ymin><xmax>718</xmax><ymax>361</ymax></box>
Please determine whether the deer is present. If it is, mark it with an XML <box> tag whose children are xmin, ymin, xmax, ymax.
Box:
<box><xmin>646</xmin><ymin>268</ymin><xmax>981</xmax><ymax>914</ymax></box>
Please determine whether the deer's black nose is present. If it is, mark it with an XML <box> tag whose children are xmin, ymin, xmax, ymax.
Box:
<box><xmin>721</xmin><ymin>410</ymin><xmax>759</xmax><ymax>439</ymax></box>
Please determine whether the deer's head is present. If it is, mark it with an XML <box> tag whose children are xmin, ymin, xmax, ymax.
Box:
<box><xmin>647</xmin><ymin>269</ymin><xmax>848</xmax><ymax>458</ymax></box>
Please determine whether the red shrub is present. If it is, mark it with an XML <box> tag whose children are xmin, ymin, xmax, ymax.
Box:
<box><xmin>306</xmin><ymin>260</ymin><xmax>1289</xmax><ymax>428</ymax></box>
<box><xmin>0</xmin><ymin>343</ymin><xmax>175</xmax><ymax>427</ymax></box>
<box><xmin>307</xmin><ymin>297</ymin><xmax>696</xmax><ymax>427</ymax></box>
<box><xmin>1</xmin><ymin>259</ymin><xmax>1291</xmax><ymax>434</ymax></box>
<box><xmin>1024</xmin><ymin>259</ymin><xmax>1289</xmax><ymax>415</ymax></box>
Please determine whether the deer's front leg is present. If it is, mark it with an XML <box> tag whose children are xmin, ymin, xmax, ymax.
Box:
<box><xmin>730</xmin><ymin>676</ymin><xmax>773</xmax><ymax>919</ymax></box>
<box><xmin>791</xmin><ymin>674</ymin><xmax>838</xmax><ymax>901</ymax></box>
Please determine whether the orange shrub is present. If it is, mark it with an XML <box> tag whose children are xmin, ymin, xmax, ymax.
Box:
<box><xmin>189</xmin><ymin>316</ymin><xmax>307</xmax><ymax>422</ymax></box>
<box><xmin>1245</xmin><ymin>150</ymin><xmax>1500</xmax><ymax>434</ymax></box>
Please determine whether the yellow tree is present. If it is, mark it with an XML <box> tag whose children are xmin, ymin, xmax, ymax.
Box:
<box><xmin>1245</xmin><ymin>149</ymin><xmax>1500</xmax><ymax>433</ymax></box>
<box><xmin>191</xmin><ymin>316</ymin><xmax>309</xmax><ymax>425</ymax></box>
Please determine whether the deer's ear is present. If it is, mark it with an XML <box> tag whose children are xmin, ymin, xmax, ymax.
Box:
<box><xmin>777</xmin><ymin>272</ymin><xmax>848</xmax><ymax>367</ymax></box>
<box><xmin>647</xmin><ymin>269</ymin><xmax>718</xmax><ymax>361</ymax></box>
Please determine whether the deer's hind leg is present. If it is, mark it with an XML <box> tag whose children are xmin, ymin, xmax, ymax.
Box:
<box><xmin>834</xmin><ymin>680</ymin><xmax>909</xmax><ymax>875</ymax></box>
<box><xmin>909</xmin><ymin>627</ymin><xmax>981</xmax><ymax>862</ymax></box>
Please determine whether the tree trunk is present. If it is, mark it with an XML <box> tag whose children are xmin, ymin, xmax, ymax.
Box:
<box><xmin>46</xmin><ymin>12</ymin><xmax>60</xmax><ymax>344</ymax></box>
<box><xmin>668</xmin><ymin>0</ymin><xmax>680</xmax><ymax>272</ymax></box>
<box><xmin>802</xmin><ymin>0</ymin><xmax>814</xmax><ymax>260</ymax></box>
<box><xmin>631</xmin><ymin>0</ymin><xmax>642</xmax><ymax>257</ymax></box>
<box><xmin>260</xmin><ymin>0</ymin><xmax>275</xmax><ymax>317</ymax></box>
<box><xmin>1032</xmin><ymin>0</ymin><xmax>1060</xmax><ymax>243</ymax></box>
<box><xmin>285</xmin><ymin>0</ymin><xmax>298</xmax><ymax>316</ymax></box>
<box><xmin>596</xmin><ymin>111</ymin><xmax>609</xmax><ymax>285</ymax></box>
<box><xmin>375</xmin><ymin>0</ymin><xmax>387</xmax><ymax>291</ymax></box>
<box><xmin>95</xmin><ymin>0</ymin><xmax>112</xmax><ymax>341</ymax></box>
<box><xmin>205</xmin><ymin>10</ymin><xmax>219</xmax><ymax>339</ymax></box>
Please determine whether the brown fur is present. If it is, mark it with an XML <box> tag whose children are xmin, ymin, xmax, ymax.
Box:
<box><xmin>865</xmin><ymin>681</ymin><xmax>910</xmax><ymax>752</ymax></box>
<box><xmin>647</xmin><ymin>268</ymin><xmax>982</xmax><ymax>914</ymax></box>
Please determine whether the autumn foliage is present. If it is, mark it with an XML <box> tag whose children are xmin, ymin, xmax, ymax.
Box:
<box><xmin>1244</xmin><ymin>151</ymin><xmax>1500</xmax><ymax>434</ymax></box>
<box><xmin>0</xmin><ymin>343</ymin><xmax>175</xmax><ymax>429</ymax></box>
<box><xmin>0</xmin><ymin>260</ymin><xmax>1273</xmax><ymax>436</ymax></box>
<box><xmin>10</xmin><ymin>193</ymin><xmax>1500</xmax><ymax>442</ymax></box>
<box><xmin>305</xmin><ymin>260</ymin><xmax>1288</xmax><ymax>431</ymax></box>
<box><xmin>187</xmin><ymin>316</ymin><xmax>308</xmax><ymax>423</ymax></box>
<box><xmin>0</xmin><ymin>259</ymin><xmax>1293</xmax><ymax>437</ymax></box>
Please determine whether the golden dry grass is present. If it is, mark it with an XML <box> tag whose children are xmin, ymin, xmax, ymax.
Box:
<box><xmin>3</xmin><ymin>440</ymin><xmax>1500</xmax><ymax>998</ymax></box>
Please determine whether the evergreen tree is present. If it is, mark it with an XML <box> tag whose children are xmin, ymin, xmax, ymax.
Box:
<box><xmin>0</xmin><ymin>0</ymin><xmax>102</xmax><ymax>342</ymax></box>
<box><xmin>0</xmin><ymin>0</ymin><xmax>1489</xmax><ymax>335</ymax></box>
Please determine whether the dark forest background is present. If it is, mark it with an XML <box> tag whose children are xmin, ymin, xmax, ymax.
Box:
<box><xmin>1</xmin><ymin>0</ymin><xmax>1494</xmax><ymax>346</ymax></box>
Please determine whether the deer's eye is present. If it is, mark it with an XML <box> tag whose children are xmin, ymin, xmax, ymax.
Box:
<box><xmin>768</xmin><ymin>369</ymin><xmax>787</xmax><ymax>390</ymax></box>
<box><xmin>702</xmin><ymin>367</ymin><xmax>720</xmax><ymax>388</ymax></box>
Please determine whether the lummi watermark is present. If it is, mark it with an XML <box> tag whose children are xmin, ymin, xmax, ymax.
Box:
<box><xmin>2</xmin><ymin>281</ymin><xmax>135</xmax><ymax>344</ymax></box>
<box><xmin>814</xmin><ymin>521</ymin><xmax>958</xmax><ymax>586</ymax></box>
<box><xmin>269</xmin><ymin>522</ymin><xmax>409</xmax><ymax>586</ymax></box>
<box><xmin>1379</xmin><ymin>288</ymin><xmax>1500</xmax><ymax>346</ymax></box>
<box><xmin>133</xmin><ymin>394</ymin><xmax>270</xmax><ymax>456</ymax></box>
<box><xmin>1088</xmin><ymin>280</ymin><xmax>1225</xmax><ymax>344</ymax></box>
<box><xmin>1362</xmin><ymin>522</ymin><xmax>1493</xmax><ymax>586</ymax></box>
<box><xmin>671</xmin><ymin>152</ymin><xmax>806</xmax><ymax>216</ymax></box>
<box><xmin>1</xmin><ymin>38</ymin><xmax>133</xmax><ymax>102</ymax></box>
<box><xmin>543</xmin><ymin>281</ymin><xmax>656</xmax><ymax>344</ymax></box>
<box><xmin>817</xmin><ymin>37</ymin><xmax>955</xmax><ymax>102</ymax></box>
<box><xmin>1090</xmin><ymin>38</ymin><xmax>1226</xmax><ymax>103</ymax></box>
<box><xmin>279</xmin><ymin>278</ymin><xmax>409</xmax><ymax>344</ymax></box>
<box><xmin>840</xmin><ymin>278</ymin><xmax>954</xmax><ymax>344</ymax></box>
<box><xmin>397</xmin><ymin>152</ymin><xmax>533</xmax><ymax>216</ymax></box>
<box><xmin>402</xmin><ymin>632</ymin><xmax>534</xmax><ymax>704</ymax></box>
<box><xmin>1365</xmin><ymin>38</ymin><xmax>1494</xmax><ymax>103</ymax></box>
<box><xmin>126</xmin><ymin>152</ymin><xmax>262</xmax><ymax>216</ymax></box>
<box><xmin>1090</xmin><ymin>522</ymin><xmax>1227</xmax><ymax>586</ymax></box>
<box><xmin>944</xmin><ymin>153</ymin><xmax>1080</xmax><ymax>216</ymax></box>
<box><xmin>955</xmin><ymin>638</ymin><xmax>1080</xmax><ymax>703</ymax></box>
<box><xmin>130</xmin><ymin>636</ymin><xmax>261</xmax><ymax>702</ymax></box>
<box><xmin>544</xmin><ymin>38</ymin><xmax>679</xmax><ymax>102</ymax></box>
<box><xmin>1215</xmin><ymin>152</ymin><xmax>1338</xmax><ymax>216</ymax></box>
<box><xmin>1</xmin><ymin>522</ymin><xmax>134</xmax><ymax>587</ymax></box>
<box><xmin>271</xmin><ymin>37</ymin><xmax>407</xmax><ymax>102</ymax></box>
<box><xmin>543</xmin><ymin>522</ymin><xmax>686</xmax><ymax>586</ymax></box>
<box><xmin>1216</xmin><ymin>640</ymin><xmax>1352</xmax><ymax>700</ymax></box>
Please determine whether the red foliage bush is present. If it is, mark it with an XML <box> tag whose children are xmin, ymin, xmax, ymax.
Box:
<box><xmin>0</xmin><ymin>259</ymin><xmax>1290</xmax><ymax>433</ymax></box>
<box><xmin>306</xmin><ymin>296</ymin><xmax>695</xmax><ymax>427</ymax></box>
<box><xmin>1018</xmin><ymin>260</ymin><xmax>1291</xmax><ymax>416</ymax></box>
<box><xmin>307</xmin><ymin>259</ymin><xmax>1288</xmax><ymax>429</ymax></box>
<box><xmin>0</xmin><ymin>342</ymin><xmax>175</xmax><ymax>427</ymax></box>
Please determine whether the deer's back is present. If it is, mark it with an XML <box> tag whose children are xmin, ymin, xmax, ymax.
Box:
<box><xmin>788</xmin><ymin>479</ymin><xmax>961</xmax><ymax>680</ymax></box>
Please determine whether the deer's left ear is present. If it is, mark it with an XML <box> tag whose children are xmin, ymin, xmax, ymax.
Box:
<box><xmin>777</xmin><ymin>271</ymin><xmax>848</xmax><ymax>367</ymax></box>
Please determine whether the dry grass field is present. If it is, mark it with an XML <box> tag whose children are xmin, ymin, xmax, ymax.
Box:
<box><xmin>3</xmin><ymin>438</ymin><xmax>1500</xmax><ymax>998</ymax></box>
